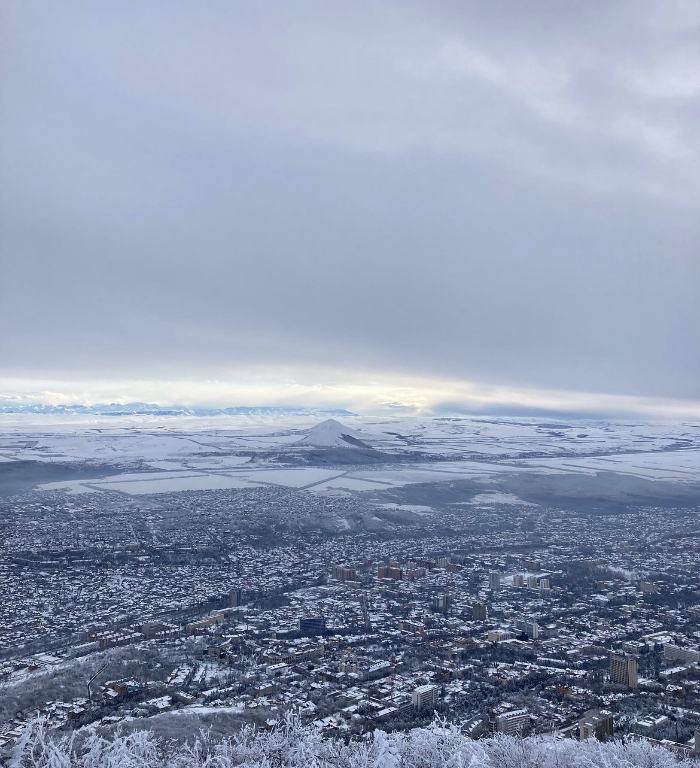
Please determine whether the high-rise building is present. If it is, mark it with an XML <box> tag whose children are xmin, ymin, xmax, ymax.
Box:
<box><xmin>578</xmin><ymin>709</ymin><xmax>614</xmax><ymax>741</ymax></box>
<box><xmin>610</xmin><ymin>653</ymin><xmax>638</xmax><ymax>689</ymax></box>
<box><xmin>489</xmin><ymin>572</ymin><xmax>501</xmax><ymax>590</ymax></box>
<box><xmin>527</xmin><ymin>575</ymin><xmax>538</xmax><ymax>590</ymax></box>
<box><xmin>412</xmin><ymin>684</ymin><xmax>439</xmax><ymax>712</ymax></box>
<box><xmin>515</xmin><ymin>619</ymin><xmax>539</xmax><ymax>640</ymax></box>
<box><xmin>378</xmin><ymin>565</ymin><xmax>403</xmax><ymax>580</ymax></box>
<box><xmin>230</xmin><ymin>588</ymin><xmax>243</xmax><ymax>607</ymax></box>
<box><xmin>539</xmin><ymin>578</ymin><xmax>550</xmax><ymax>591</ymax></box>
<box><xmin>432</xmin><ymin>594</ymin><xmax>450</xmax><ymax>613</ymax></box>
<box><xmin>472</xmin><ymin>602</ymin><xmax>487</xmax><ymax>621</ymax></box>
<box><xmin>332</xmin><ymin>565</ymin><xmax>356</xmax><ymax>581</ymax></box>
<box><xmin>513</xmin><ymin>574</ymin><xmax>524</xmax><ymax>587</ymax></box>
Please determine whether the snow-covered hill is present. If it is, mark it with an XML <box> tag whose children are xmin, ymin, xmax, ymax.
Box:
<box><xmin>296</xmin><ymin>419</ymin><xmax>371</xmax><ymax>449</ymax></box>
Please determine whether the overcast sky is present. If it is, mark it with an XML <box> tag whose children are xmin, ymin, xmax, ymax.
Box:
<box><xmin>2</xmin><ymin>1</ymin><xmax>699</xmax><ymax>417</ymax></box>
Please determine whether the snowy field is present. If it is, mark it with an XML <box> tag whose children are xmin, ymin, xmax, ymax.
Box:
<box><xmin>0</xmin><ymin>413</ymin><xmax>698</xmax><ymax>497</ymax></box>
<box><xmin>513</xmin><ymin>448</ymin><xmax>700</xmax><ymax>481</ymax></box>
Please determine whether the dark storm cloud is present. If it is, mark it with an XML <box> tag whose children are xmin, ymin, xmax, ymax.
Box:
<box><xmin>1</xmin><ymin>1</ymin><xmax>698</xmax><ymax>402</ymax></box>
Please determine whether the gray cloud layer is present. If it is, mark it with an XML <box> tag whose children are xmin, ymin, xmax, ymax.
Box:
<box><xmin>2</xmin><ymin>1</ymin><xmax>699</xmax><ymax>402</ymax></box>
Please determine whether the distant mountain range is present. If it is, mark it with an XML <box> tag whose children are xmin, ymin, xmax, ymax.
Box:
<box><xmin>0</xmin><ymin>401</ymin><xmax>356</xmax><ymax>418</ymax></box>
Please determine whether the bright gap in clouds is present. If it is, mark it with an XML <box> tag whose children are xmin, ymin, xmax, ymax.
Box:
<box><xmin>2</xmin><ymin>369</ymin><xmax>699</xmax><ymax>420</ymax></box>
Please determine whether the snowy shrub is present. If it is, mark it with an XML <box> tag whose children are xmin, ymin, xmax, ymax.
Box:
<box><xmin>5</xmin><ymin>715</ymin><xmax>695</xmax><ymax>768</ymax></box>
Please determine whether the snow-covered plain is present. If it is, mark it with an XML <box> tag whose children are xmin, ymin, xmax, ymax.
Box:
<box><xmin>0</xmin><ymin>413</ymin><xmax>698</xmax><ymax>497</ymax></box>
<box><xmin>513</xmin><ymin>448</ymin><xmax>700</xmax><ymax>480</ymax></box>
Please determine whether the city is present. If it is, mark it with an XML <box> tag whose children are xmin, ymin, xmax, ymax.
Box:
<box><xmin>2</xmin><ymin>416</ymin><xmax>700</xmax><ymax>762</ymax></box>
<box><xmin>2</xmin><ymin>0</ymin><xmax>698</xmax><ymax>764</ymax></box>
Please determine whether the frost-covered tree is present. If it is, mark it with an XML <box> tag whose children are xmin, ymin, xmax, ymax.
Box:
<box><xmin>5</xmin><ymin>715</ymin><xmax>695</xmax><ymax>768</ymax></box>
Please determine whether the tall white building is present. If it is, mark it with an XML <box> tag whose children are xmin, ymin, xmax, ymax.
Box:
<box><xmin>412</xmin><ymin>684</ymin><xmax>439</xmax><ymax>712</ymax></box>
<box><xmin>516</xmin><ymin>619</ymin><xmax>539</xmax><ymax>640</ymax></box>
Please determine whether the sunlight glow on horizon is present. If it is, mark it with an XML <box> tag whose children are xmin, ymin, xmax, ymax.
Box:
<box><xmin>2</xmin><ymin>368</ymin><xmax>699</xmax><ymax>421</ymax></box>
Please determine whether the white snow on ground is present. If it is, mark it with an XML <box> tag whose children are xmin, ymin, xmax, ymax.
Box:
<box><xmin>88</xmin><ymin>471</ymin><xmax>203</xmax><ymax>484</ymax></box>
<box><xmin>2</xmin><ymin>413</ymin><xmax>699</xmax><ymax>463</ymax></box>
<box><xmin>39</xmin><ymin>468</ymin><xmax>348</xmax><ymax>495</ymax></box>
<box><xmin>379</xmin><ymin>503</ymin><xmax>435</xmax><ymax>513</ymax></box>
<box><xmin>26</xmin><ymin>446</ymin><xmax>700</xmax><ymax>496</ymax></box>
<box><xmin>93</xmin><ymin>475</ymin><xmax>263</xmax><ymax>493</ymax></box>
<box><xmin>311</xmin><ymin>477</ymin><xmax>396</xmax><ymax>492</ymax></box>
<box><xmin>145</xmin><ymin>456</ymin><xmax>252</xmax><ymax>471</ymax></box>
<box><xmin>33</xmin><ymin>481</ymin><xmax>95</xmax><ymax>495</ymax></box>
<box><xmin>469</xmin><ymin>492</ymin><xmax>537</xmax><ymax>506</ymax></box>
<box><xmin>514</xmin><ymin>448</ymin><xmax>700</xmax><ymax>481</ymax></box>
<box><xmin>41</xmin><ymin>474</ymin><xmax>264</xmax><ymax>495</ymax></box>
<box><xmin>3</xmin><ymin>414</ymin><xmax>699</xmax><ymax>496</ymax></box>
<box><xmin>235</xmin><ymin>468</ymin><xmax>344</xmax><ymax>487</ymax></box>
